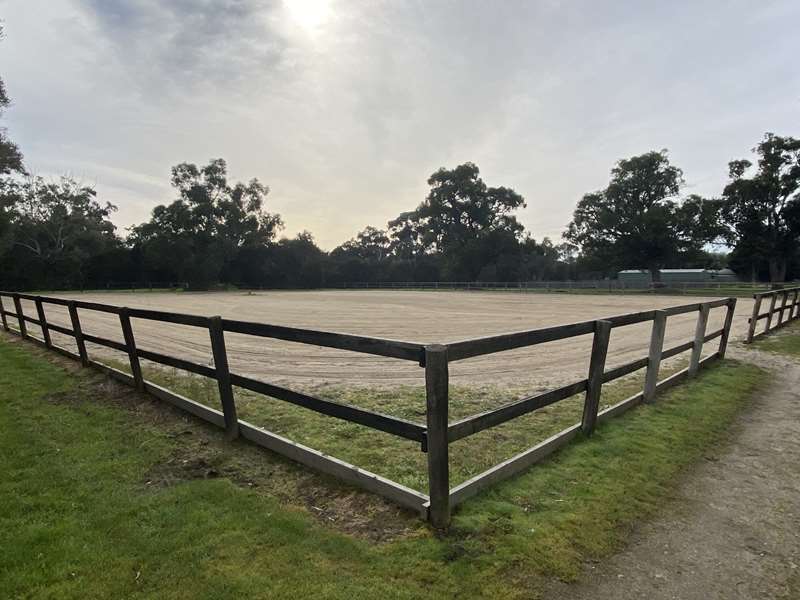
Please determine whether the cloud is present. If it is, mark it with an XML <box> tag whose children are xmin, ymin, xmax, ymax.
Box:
<box><xmin>75</xmin><ymin>0</ymin><xmax>289</xmax><ymax>95</ymax></box>
<box><xmin>1</xmin><ymin>0</ymin><xmax>798</xmax><ymax>249</ymax></box>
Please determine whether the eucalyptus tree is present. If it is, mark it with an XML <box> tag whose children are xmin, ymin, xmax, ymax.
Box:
<box><xmin>129</xmin><ymin>159</ymin><xmax>282</xmax><ymax>288</ymax></box>
<box><xmin>720</xmin><ymin>133</ymin><xmax>800</xmax><ymax>282</ymax></box>
<box><xmin>565</xmin><ymin>151</ymin><xmax>717</xmax><ymax>281</ymax></box>
<box><xmin>0</xmin><ymin>176</ymin><xmax>119</xmax><ymax>288</ymax></box>
<box><xmin>388</xmin><ymin>162</ymin><xmax>526</xmax><ymax>280</ymax></box>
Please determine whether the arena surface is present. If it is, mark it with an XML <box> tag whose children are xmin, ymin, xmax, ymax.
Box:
<box><xmin>20</xmin><ymin>290</ymin><xmax>755</xmax><ymax>391</ymax></box>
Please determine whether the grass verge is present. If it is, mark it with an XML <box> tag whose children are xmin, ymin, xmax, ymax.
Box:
<box><xmin>750</xmin><ymin>321</ymin><xmax>800</xmax><ymax>357</ymax></box>
<box><xmin>111</xmin><ymin>356</ymin><xmax>692</xmax><ymax>493</ymax></box>
<box><xmin>0</xmin><ymin>335</ymin><xmax>765</xmax><ymax>599</ymax></box>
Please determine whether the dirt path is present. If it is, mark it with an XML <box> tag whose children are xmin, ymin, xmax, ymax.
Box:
<box><xmin>546</xmin><ymin>344</ymin><xmax>800</xmax><ymax>600</ymax></box>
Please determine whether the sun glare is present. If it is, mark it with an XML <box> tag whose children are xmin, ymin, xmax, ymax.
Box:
<box><xmin>284</xmin><ymin>0</ymin><xmax>332</xmax><ymax>32</ymax></box>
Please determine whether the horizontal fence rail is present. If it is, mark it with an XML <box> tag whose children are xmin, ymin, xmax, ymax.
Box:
<box><xmin>340</xmin><ymin>280</ymin><xmax>784</xmax><ymax>293</ymax></box>
<box><xmin>0</xmin><ymin>291</ymin><xmax>738</xmax><ymax>527</ymax></box>
<box><xmin>746</xmin><ymin>286</ymin><xmax>800</xmax><ymax>343</ymax></box>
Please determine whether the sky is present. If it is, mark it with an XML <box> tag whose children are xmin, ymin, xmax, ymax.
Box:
<box><xmin>0</xmin><ymin>0</ymin><xmax>798</xmax><ymax>250</ymax></box>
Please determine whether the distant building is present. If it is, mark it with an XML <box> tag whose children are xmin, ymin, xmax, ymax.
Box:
<box><xmin>618</xmin><ymin>268</ymin><xmax>739</xmax><ymax>286</ymax></box>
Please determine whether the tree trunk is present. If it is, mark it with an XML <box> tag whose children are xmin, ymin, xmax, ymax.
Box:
<box><xmin>768</xmin><ymin>257</ymin><xmax>787</xmax><ymax>283</ymax></box>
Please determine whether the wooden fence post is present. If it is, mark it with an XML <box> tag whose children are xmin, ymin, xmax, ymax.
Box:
<box><xmin>209</xmin><ymin>316</ymin><xmax>239</xmax><ymax>440</ymax></box>
<box><xmin>581</xmin><ymin>320</ymin><xmax>611</xmax><ymax>436</ymax></box>
<box><xmin>764</xmin><ymin>293</ymin><xmax>778</xmax><ymax>334</ymax></box>
<box><xmin>425</xmin><ymin>344</ymin><xmax>450</xmax><ymax>529</ymax></box>
<box><xmin>35</xmin><ymin>297</ymin><xmax>52</xmax><ymax>348</ymax></box>
<box><xmin>791</xmin><ymin>290</ymin><xmax>799</xmax><ymax>320</ymax></box>
<box><xmin>643</xmin><ymin>310</ymin><xmax>667</xmax><ymax>403</ymax></box>
<box><xmin>776</xmin><ymin>291</ymin><xmax>789</xmax><ymax>327</ymax></box>
<box><xmin>746</xmin><ymin>294</ymin><xmax>762</xmax><ymax>343</ymax></box>
<box><xmin>688</xmin><ymin>304</ymin><xmax>710</xmax><ymax>377</ymax></box>
<box><xmin>718</xmin><ymin>298</ymin><xmax>737</xmax><ymax>359</ymax></box>
<box><xmin>0</xmin><ymin>295</ymin><xmax>8</xmax><ymax>331</ymax></box>
<box><xmin>68</xmin><ymin>301</ymin><xmax>89</xmax><ymax>367</ymax></box>
<box><xmin>12</xmin><ymin>293</ymin><xmax>27</xmax><ymax>338</ymax></box>
<box><xmin>118</xmin><ymin>307</ymin><xmax>144</xmax><ymax>391</ymax></box>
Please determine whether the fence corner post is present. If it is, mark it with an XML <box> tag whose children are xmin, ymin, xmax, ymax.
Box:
<box><xmin>718</xmin><ymin>298</ymin><xmax>737</xmax><ymax>359</ymax></box>
<box><xmin>12</xmin><ymin>293</ymin><xmax>27</xmax><ymax>338</ymax></box>
<box><xmin>118</xmin><ymin>307</ymin><xmax>144</xmax><ymax>391</ymax></box>
<box><xmin>643</xmin><ymin>310</ymin><xmax>667</xmax><ymax>403</ymax></box>
<box><xmin>209</xmin><ymin>315</ymin><xmax>239</xmax><ymax>440</ymax></box>
<box><xmin>424</xmin><ymin>344</ymin><xmax>450</xmax><ymax>529</ymax></box>
<box><xmin>688</xmin><ymin>304</ymin><xmax>710</xmax><ymax>377</ymax></box>
<box><xmin>581</xmin><ymin>320</ymin><xmax>612</xmax><ymax>436</ymax></box>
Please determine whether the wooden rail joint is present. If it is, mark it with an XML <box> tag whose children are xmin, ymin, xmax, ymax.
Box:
<box><xmin>118</xmin><ymin>307</ymin><xmax>144</xmax><ymax>391</ymax></box>
<box><xmin>209</xmin><ymin>315</ymin><xmax>239</xmax><ymax>440</ymax></box>
<box><xmin>581</xmin><ymin>320</ymin><xmax>612</xmax><ymax>436</ymax></box>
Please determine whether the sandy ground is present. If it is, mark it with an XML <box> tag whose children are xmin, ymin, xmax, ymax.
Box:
<box><xmin>545</xmin><ymin>344</ymin><xmax>800</xmax><ymax>600</ymax></box>
<box><xmin>13</xmin><ymin>290</ymin><xmax>755</xmax><ymax>390</ymax></box>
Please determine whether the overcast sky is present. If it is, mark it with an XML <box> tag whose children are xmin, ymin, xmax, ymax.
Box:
<box><xmin>1</xmin><ymin>0</ymin><xmax>798</xmax><ymax>249</ymax></box>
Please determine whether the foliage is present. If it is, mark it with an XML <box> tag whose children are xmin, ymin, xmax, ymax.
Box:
<box><xmin>564</xmin><ymin>151</ymin><xmax>719</xmax><ymax>281</ymax></box>
<box><xmin>0</xmin><ymin>26</ymin><xmax>24</xmax><ymax>177</ymax></box>
<box><xmin>386</xmin><ymin>163</ymin><xmax>527</xmax><ymax>280</ymax></box>
<box><xmin>128</xmin><ymin>159</ymin><xmax>283</xmax><ymax>289</ymax></box>
<box><xmin>332</xmin><ymin>226</ymin><xmax>391</xmax><ymax>262</ymax></box>
<box><xmin>0</xmin><ymin>176</ymin><xmax>120</xmax><ymax>289</ymax></box>
<box><xmin>720</xmin><ymin>133</ymin><xmax>800</xmax><ymax>282</ymax></box>
<box><xmin>2</xmin><ymin>130</ymin><xmax>799</xmax><ymax>289</ymax></box>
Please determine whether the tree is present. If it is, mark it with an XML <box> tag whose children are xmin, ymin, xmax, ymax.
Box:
<box><xmin>129</xmin><ymin>159</ymin><xmax>282</xmax><ymax>289</ymax></box>
<box><xmin>720</xmin><ymin>133</ymin><xmax>800</xmax><ymax>282</ymax></box>
<box><xmin>0</xmin><ymin>26</ymin><xmax>24</xmax><ymax>176</ymax></box>
<box><xmin>564</xmin><ymin>150</ymin><xmax>715</xmax><ymax>282</ymax></box>
<box><xmin>331</xmin><ymin>226</ymin><xmax>390</xmax><ymax>262</ymax></box>
<box><xmin>0</xmin><ymin>176</ymin><xmax>119</xmax><ymax>288</ymax></box>
<box><xmin>387</xmin><ymin>211</ymin><xmax>423</xmax><ymax>261</ymax></box>
<box><xmin>267</xmin><ymin>231</ymin><xmax>326</xmax><ymax>288</ymax></box>
<box><xmin>388</xmin><ymin>162</ymin><xmax>526</xmax><ymax>280</ymax></box>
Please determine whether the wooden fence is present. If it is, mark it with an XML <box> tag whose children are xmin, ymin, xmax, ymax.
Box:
<box><xmin>341</xmin><ymin>280</ymin><xmax>772</xmax><ymax>293</ymax></box>
<box><xmin>0</xmin><ymin>291</ymin><xmax>736</xmax><ymax>527</ymax></box>
<box><xmin>746</xmin><ymin>286</ymin><xmax>800</xmax><ymax>342</ymax></box>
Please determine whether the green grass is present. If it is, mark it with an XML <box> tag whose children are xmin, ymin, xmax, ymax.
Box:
<box><xmin>750</xmin><ymin>321</ymin><xmax>800</xmax><ymax>357</ymax></box>
<box><xmin>0</xmin><ymin>337</ymin><xmax>765</xmax><ymax>599</ymax></box>
<box><xmin>112</xmin><ymin>358</ymin><xmax>693</xmax><ymax>493</ymax></box>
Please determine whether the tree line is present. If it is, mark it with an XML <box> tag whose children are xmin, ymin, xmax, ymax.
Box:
<box><xmin>1</xmin><ymin>40</ymin><xmax>798</xmax><ymax>290</ymax></box>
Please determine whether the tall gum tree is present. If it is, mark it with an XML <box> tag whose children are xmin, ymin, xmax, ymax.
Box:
<box><xmin>564</xmin><ymin>150</ymin><xmax>717</xmax><ymax>282</ymax></box>
<box><xmin>721</xmin><ymin>133</ymin><xmax>800</xmax><ymax>282</ymax></box>
<box><xmin>129</xmin><ymin>159</ymin><xmax>283</xmax><ymax>289</ymax></box>
<box><xmin>387</xmin><ymin>162</ymin><xmax>526</xmax><ymax>280</ymax></box>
